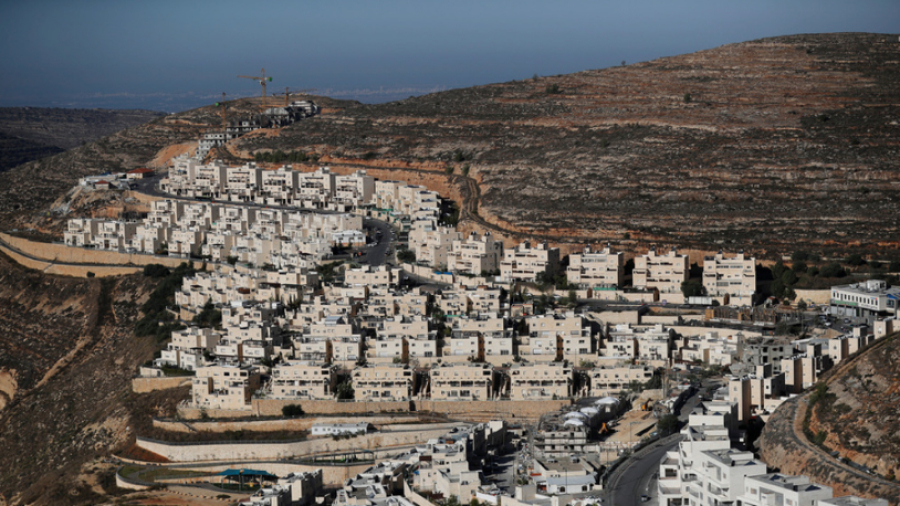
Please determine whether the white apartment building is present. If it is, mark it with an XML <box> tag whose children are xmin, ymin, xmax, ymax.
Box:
<box><xmin>507</xmin><ymin>361</ymin><xmax>572</xmax><ymax>400</ymax></box>
<box><xmin>633</xmin><ymin>248</ymin><xmax>689</xmax><ymax>295</ymax></box>
<box><xmin>500</xmin><ymin>241</ymin><xmax>560</xmax><ymax>283</ymax></box>
<box><xmin>351</xmin><ymin>364</ymin><xmax>413</xmax><ymax>401</ymax></box>
<box><xmin>703</xmin><ymin>251</ymin><xmax>756</xmax><ymax>305</ymax></box>
<box><xmin>584</xmin><ymin>365</ymin><xmax>654</xmax><ymax>397</ymax></box>
<box><xmin>269</xmin><ymin>361</ymin><xmax>336</xmax><ymax>400</ymax></box>
<box><xmin>737</xmin><ymin>474</ymin><xmax>833</xmax><ymax>506</ymax></box>
<box><xmin>191</xmin><ymin>363</ymin><xmax>261</xmax><ymax>410</ymax></box>
<box><xmin>519</xmin><ymin>313</ymin><xmax>594</xmax><ymax>362</ymax></box>
<box><xmin>567</xmin><ymin>245</ymin><xmax>624</xmax><ymax>288</ymax></box>
<box><xmin>429</xmin><ymin>362</ymin><xmax>494</xmax><ymax>400</ymax></box>
<box><xmin>448</xmin><ymin>231</ymin><xmax>503</xmax><ymax>275</ymax></box>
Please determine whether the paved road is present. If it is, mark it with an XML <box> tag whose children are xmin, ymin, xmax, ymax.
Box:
<box><xmin>605</xmin><ymin>435</ymin><xmax>680</xmax><ymax>506</ymax></box>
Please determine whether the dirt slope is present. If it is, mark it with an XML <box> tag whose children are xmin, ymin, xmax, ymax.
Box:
<box><xmin>0</xmin><ymin>252</ymin><xmax>182</xmax><ymax>505</ymax></box>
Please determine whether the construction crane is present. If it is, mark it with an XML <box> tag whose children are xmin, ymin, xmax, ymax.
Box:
<box><xmin>214</xmin><ymin>92</ymin><xmax>228</xmax><ymax>131</ymax></box>
<box><xmin>237</xmin><ymin>68</ymin><xmax>273</xmax><ymax>112</ymax></box>
<box><xmin>273</xmin><ymin>87</ymin><xmax>317</xmax><ymax>107</ymax></box>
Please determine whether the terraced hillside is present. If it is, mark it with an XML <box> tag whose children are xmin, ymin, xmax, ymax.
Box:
<box><xmin>232</xmin><ymin>32</ymin><xmax>900</xmax><ymax>257</ymax></box>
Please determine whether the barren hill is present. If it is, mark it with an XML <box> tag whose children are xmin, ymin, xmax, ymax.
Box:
<box><xmin>4</xmin><ymin>34</ymin><xmax>899</xmax><ymax>258</ymax></box>
<box><xmin>0</xmin><ymin>252</ymin><xmax>184</xmax><ymax>504</ymax></box>
<box><xmin>0</xmin><ymin>107</ymin><xmax>164</xmax><ymax>173</ymax></box>
<box><xmin>233</xmin><ymin>32</ymin><xmax>899</xmax><ymax>258</ymax></box>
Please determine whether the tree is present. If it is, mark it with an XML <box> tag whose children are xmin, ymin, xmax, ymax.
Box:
<box><xmin>846</xmin><ymin>254</ymin><xmax>866</xmax><ymax>266</ymax></box>
<box><xmin>792</xmin><ymin>261</ymin><xmax>807</xmax><ymax>273</ymax></box>
<box><xmin>681</xmin><ymin>280</ymin><xmax>704</xmax><ymax>298</ymax></box>
<box><xmin>397</xmin><ymin>249</ymin><xmax>416</xmax><ymax>263</ymax></box>
<box><xmin>657</xmin><ymin>414</ymin><xmax>680</xmax><ymax>435</ymax></box>
<box><xmin>791</xmin><ymin>251</ymin><xmax>810</xmax><ymax>263</ymax></box>
<box><xmin>143</xmin><ymin>263</ymin><xmax>171</xmax><ymax>278</ymax></box>
<box><xmin>545</xmin><ymin>84</ymin><xmax>561</xmax><ymax>94</ymax></box>
<box><xmin>771</xmin><ymin>260</ymin><xmax>787</xmax><ymax>280</ymax></box>
<box><xmin>336</xmin><ymin>381</ymin><xmax>355</xmax><ymax>400</ymax></box>
<box><xmin>683</xmin><ymin>93</ymin><xmax>692</xmax><ymax>103</ymax></box>
<box><xmin>781</xmin><ymin>269</ymin><xmax>798</xmax><ymax>286</ymax></box>
<box><xmin>193</xmin><ymin>299</ymin><xmax>222</xmax><ymax>328</ymax></box>
<box><xmin>797</xmin><ymin>300</ymin><xmax>808</xmax><ymax>311</ymax></box>
<box><xmin>820</xmin><ymin>262</ymin><xmax>846</xmax><ymax>278</ymax></box>
<box><xmin>282</xmin><ymin>404</ymin><xmax>304</xmax><ymax>417</ymax></box>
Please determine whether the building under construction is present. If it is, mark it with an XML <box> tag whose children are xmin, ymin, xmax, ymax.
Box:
<box><xmin>197</xmin><ymin>100</ymin><xmax>321</xmax><ymax>159</ymax></box>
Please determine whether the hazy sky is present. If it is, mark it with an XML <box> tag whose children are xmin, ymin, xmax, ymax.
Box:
<box><xmin>1</xmin><ymin>0</ymin><xmax>898</xmax><ymax>112</ymax></box>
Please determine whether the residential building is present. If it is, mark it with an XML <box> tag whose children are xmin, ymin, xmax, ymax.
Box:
<box><xmin>567</xmin><ymin>245</ymin><xmax>624</xmax><ymax>288</ymax></box>
<box><xmin>429</xmin><ymin>362</ymin><xmax>494</xmax><ymax>400</ymax></box>
<box><xmin>500</xmin><ymin>241</ymin><xmax>560</xmax><ymax>283</ymax></box>
<box><xmin>352</xmin><ymin>364</ymin><xmax>413</xmax><ymax>401</ymax></box>
<box><xmin>507</xmin><ymin>361</ymin><xmax>572</xmax><ymax>400</ymax></box>
<box><xmin>633</xmin><ymin>248</ymin><xmax>689</xmax><ymax>295</ymax></box>
<box><xmin>702</xmin><ymin>251</ymin><xmax>757</xmax><ymax>305</ymax></box>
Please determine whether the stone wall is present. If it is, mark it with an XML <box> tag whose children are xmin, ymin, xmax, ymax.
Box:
<box><xmin>415</xmin><ymin>399</ymin><xmax>570</xmax><ymax>422</ymax></box>
<box><xmin>136</xmin><ymin>426</ymin><xmax>452</xmax><ymax>463</ymax></box>
<box><xmin>152</xmin><ymin>414</ymin><xmax>422</xmax><ymax>433</ymax></box>
<box><xmin>795</xmin><ymin>289</ymin><xmax>831</xmax><ymax>305</ymax></box>
<box><xmin>0</xmin><ymin>232</ymin><xmax>202</xmax><ymax>269</ymax></box>
<box><xmin>132</xmin><ymin>377</ymin><xmax>192</xmax><ymax>393</ymax></box>
<box><xmin>0</xmin><ymin>240</ymin><xmax>142</xmax><ymax>277</ymax></box>
<box><xmin>252</xmin><ymin>399</ymin><xmax>411</xmax><ymax>418</ymax></box>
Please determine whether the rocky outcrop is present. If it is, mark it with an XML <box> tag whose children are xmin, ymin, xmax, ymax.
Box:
<box><xmin>758</xmin><ymin>334</ymin><xmax>900</xmax><ymax>503</ymax></box>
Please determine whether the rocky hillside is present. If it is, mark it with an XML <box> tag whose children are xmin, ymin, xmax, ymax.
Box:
<box><xmin>234</xmin><ymin>32</ymin><xmax>900</xmax><ymax>258</ymax></box>
<box><xmin>4</xmin><ymin>34</ymin><xmax>900</xmax><ymax>258</ymax></box>
<box><xmin>0</xmin><ymin>253</ymin><xmax>184</xmax><ymax>505</ymax></box>
<box><xmin>0</xmin><ymin>107</ymin><xmax>164</xmax><ymax>173</ymax></box>
<box><xmin>758</xmin><ymin>334</ymin><xmax>900</xmax><ymax>503</ymax></box>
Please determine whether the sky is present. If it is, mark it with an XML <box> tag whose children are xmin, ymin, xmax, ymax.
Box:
<box><xmin>1</xmin><ymin>0</ymin><xmax>898</xmax><ymax>112</ymax></box>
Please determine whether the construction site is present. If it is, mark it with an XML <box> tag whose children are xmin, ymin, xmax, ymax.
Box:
<box><xmin>197</xmin><ymin>68</ymin><xmax>321</xmax><ymax>158</ymax></box>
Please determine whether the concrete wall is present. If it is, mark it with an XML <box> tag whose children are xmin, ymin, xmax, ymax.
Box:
<box><xmin>153</xmin><ymin>414</ymin><xmax>421</xmax><ymax>433</ymax></box>
<box><xmin>0</xmin><ymin>240</ymin><xmax>143</xmax><ymax>277</ymax></box>
<box><xmin>115</xmin><ymin>469</ymin><xmax>151</xmax><ymax>491</ymax></box>
<box><xmin>252</xmin><ymin>399</ymin><xmax>411</xmax><ymax>417</ymax></box>
<box><xmin>795</xmin><ymin>289</ymin><xmax>831</xmax><ymax>305</ymax></box>
<box><xmin>136</xmin><ymin>426</ymin><xmax>451</xmax><ymax>463</ymax></box>
<box><xmin>0</xmin><ymin>232</ymin><xmax>202</xmax><ymax>270</ymax></box>
<box><xmin>415</xmin><ymin>400</ymin><xmax>570</xmax><ymax>422</ymax></box>
<box><xmin>132</xmin><ymin>377</ymin><xmax>193</xmax><ymax>393</ymax></box>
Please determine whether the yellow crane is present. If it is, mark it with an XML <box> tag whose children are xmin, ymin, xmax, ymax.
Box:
<box><xmin>237</xmin><ymin>68</ymin><xmax>273</xmax><ymax>112</ymax></box>
<box><xmin>214</xmin><ymin>92</ymin><xmax>228</xmax><ymax>131</ymax></box>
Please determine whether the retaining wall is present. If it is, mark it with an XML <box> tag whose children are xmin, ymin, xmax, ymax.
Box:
<box><xmin>152</xmin><ymin>414</ymin><xmax>422</xmax><ymax>433</ymax></box>
<box><xmin>0</xmin><ymin>240</ymin><xmax>143</xmax><ymax>277</ymax></box>
<box><xmin>136</xmin><ymin>426</ymin><xmax>451</xmax><ymax>463</ymax></box>
<box><xmin>795</xmin><ymin>289</ymin><xmax>831</xmax><ymax>305</ymax></box>
<box><xmin>132</xmin><ymin>377</ymin><xmax>193</xmax><ymax>393</ymax></box>
<box><xmin>0</xmin><ymin>232</ymin><xmax>202</xmax><ymax>270</ymax></box>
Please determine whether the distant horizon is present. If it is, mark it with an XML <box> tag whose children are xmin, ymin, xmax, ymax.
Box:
<box><xmin>2</xmin><ymin>1</ymin><xmax>898</xmax><ymax>112</ymax></box>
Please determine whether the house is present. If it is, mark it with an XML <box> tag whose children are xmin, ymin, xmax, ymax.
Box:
<box><xmin>126</xmin><ymin>167</ymin><xmax>154</xmax><ymax>179</ymax></box>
